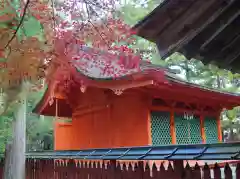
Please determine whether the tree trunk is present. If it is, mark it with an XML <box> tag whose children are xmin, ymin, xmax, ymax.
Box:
<box><xmin>3</xmin><ymin>91</ymin><xmax>27</xmax><ymax>179</ymax></box>
<box><xmin>228</xmin><ymin>128</ymin><xmax>235</xmax><ymax>142</ymax></box>
<box><xmin>185</xmin><ymin>60</ymin><xmax>190</xmax><ymax>82</ymax></box>
<box><xmin>216</xmin><ymin>74</ymin><xmax>221</xmax><ymax>88</ymax></box>
<box><xmin>3</xmin><ymin>142</ymin><xmax>13</xmax><ymax>179</ymax></box>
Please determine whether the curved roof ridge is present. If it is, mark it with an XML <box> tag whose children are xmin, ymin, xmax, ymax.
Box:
<box><xmin>166</xmin><ymin>72</ymin><xmax>240</xmax><ymax>97</ymax></box>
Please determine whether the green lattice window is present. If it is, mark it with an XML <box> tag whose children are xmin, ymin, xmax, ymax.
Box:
<box><xmin>204</xmin><ymin>116</ymin><xmax>219</xmax><ymax>143</ymax></box>
<box><xmin>150</xmin><ymin>111</ymin><xmax>172</xmax><ymax>145</ymax></box>
<box><xmin>174</xmin><ymin>113</ymin><xmax>202</xmax><ymax>144</ymax></box>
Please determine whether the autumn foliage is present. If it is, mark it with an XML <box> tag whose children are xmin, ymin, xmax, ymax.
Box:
<box><xmin>0</xmin><ymin>0</ymin><xmax>53</xmax><ymax>89</ymax></box>
<box><xmin>0</xmin><ymin>0</ymin><xmax>142</xmax><ymax>98</ymax></box>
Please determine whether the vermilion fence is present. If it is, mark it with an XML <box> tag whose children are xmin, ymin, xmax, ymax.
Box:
<box><xmin>1</xmin><ymin>142</ymin><xmax>240</xmax><ymax>178</ymax></box>
<box><xmin>23</xmin><ymin>159</ymin><xmax>240</xmax><ymax>179</ymax></box>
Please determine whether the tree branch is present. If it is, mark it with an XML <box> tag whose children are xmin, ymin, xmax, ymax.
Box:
<box><xmin>4</xmin><ymin>0</ymin><xmax>30</xmax><ymax>49</ymax></box>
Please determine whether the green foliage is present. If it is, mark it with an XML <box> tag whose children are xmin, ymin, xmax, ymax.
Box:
<box><xmin>22</xmin><ymin>16</ymin><xmax>44</xmax><ymax>38</ymax></box>
<box><xmin>119</xmin><ymin>0</ymin><xmax>163</xmax><ymax>64</ymax></box>
<box><xmin>0</xmin><ymin>0</ymin><xmax>44</xmax><ymax>41</ymax></box>
<box><xmin>0</xmin><ymin>115</ymin><xmax>12</xmax><ymax>152</ymax></box>
<box><xmin>26</xmin><ymin>114</ymin><xmax>54</xmax><ymax>151</ymax></box>
<box><xmin>0</xmin><ymin>85</ymin><xmax>53</xmax><ymax>152</ymax></box>
<box><xmin>26</xmin><ymin>86</ymin><xmax>54</xmax><ymax>151</ymax></box>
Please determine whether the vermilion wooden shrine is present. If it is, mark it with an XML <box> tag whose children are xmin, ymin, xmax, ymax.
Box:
<box><xmin>34</xmin><ymin>47</ymin><xmax>240</xmax><ymax>150</ymax></box>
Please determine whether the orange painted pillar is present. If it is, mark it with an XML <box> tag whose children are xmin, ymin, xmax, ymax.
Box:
<box><xmin>217</xmin><ymin>113</ymin><xmax>223</xmax><ymax>142</ymax></box>
<box><xmin>147</xmin><ymin>98</ymin><xmax>152</xmax><ymax>145</ymax></box>
<box><xmin>200</xmin><ymin>115</ymin><xmax>206</xmax><ymax>143</ymax></box>
<box><xmin>147</xmin><ymin>110</ymin><xmax>152</xmax><ymax>145</ymax></box>
<box><xmin>170</xmin><ymin>109</ymin><xmax>176</xmax><ymax>144</ymax></box>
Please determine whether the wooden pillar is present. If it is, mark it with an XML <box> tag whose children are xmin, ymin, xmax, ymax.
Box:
<box><xmin>54</xmin><ymin>98</ymin><xmax>58</xmax><ymax>150</ymax></box>
<box><xmin>108</xmin><ymin>104</ymin><xmax>113</xmax><ymax>146</ymax></box>
<box><xmin>147</xmin><ymin>110</ymin><xmax>153</xmax><ymax>145</ymax></box>
<box><xmin>200</xmin><ymin>115</ymin><xmax>206</xmax><ymax>143</ymax></box>
<box><xmin>170</xmin><ymin>109</ymin><xmax>176</xmax><ymax>144</ymax></box>
<box><xmin>217</xmin><ymin>113</ymin><xmax>223</xmax><ymax>142</ymax></box>
<box><xmin>147</xmin><ymin>97</ymin><xmax>153</xmax><ymax>145</ymax></box>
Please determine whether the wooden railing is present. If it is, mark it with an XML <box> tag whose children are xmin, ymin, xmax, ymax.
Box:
<box><xmin>1</xmin><ymin>142</ymin><xmax>240</xmax><ymax>178</ymax></box>
<box><xmin>0</xmin><ymin>157</ymin><xmax>237</xmax><ymax>178</ymax></box>
<box><xmin>24</xmin><ymin>159</ymin><xmax>239</xmax><ymax>179</ymax></box>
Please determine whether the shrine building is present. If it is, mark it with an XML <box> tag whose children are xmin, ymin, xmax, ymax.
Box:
<box><xmin>33</xmin><ymin>47</ymin><xmax>240</xmax><ymax>150</ymax></box>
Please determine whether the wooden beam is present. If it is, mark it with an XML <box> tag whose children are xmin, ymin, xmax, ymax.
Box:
<box><xmin>226</xmin><ymin>49</ymin><xmax>240</xmax><ymax>66</ymax></box>
<box><xmin>150</xmin><ymin>106</ymin><xmax>218</xmax><ymax>116</ymax></box>
<box><xmin>200</xmin><ymin>9</ymin><xmax>240</xmax><ymax>50</ymax></box>
<box><xmin>220</xmin><ymin>32</ymin><xmax>240</xmax><ymax>53</ymax></box>
<box><xmin>228</xmin><ymin>56</ymin><xmax>240</xmax><ymax>72</ymax></box>
<box><xmin>92</xmin><ymin>80</ymin><xmax>154</xmax><ymax>90</ymax></box>
<box><xmin>136</xmin><ymin>0</ymin><xmax>194</xmax><ymax>41</ymax></box>
<box><xmin>182</xmin><ymin>0</ymin><xmax>237</xmax><ymax>57</ymax></box>
<box><xmin>216</xmin><ymin>35</ymin><xmax>240</xmax><ymax>67</ymax></box>
<box><xmin>156</xmin><ymin>0</ymin><xmax>220</xmax><ymax>57</ymax></box>
<box><xmin>152</xmin><ymin>0</ymin><xmax>196</xmax><ymax>38</ymax></box>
